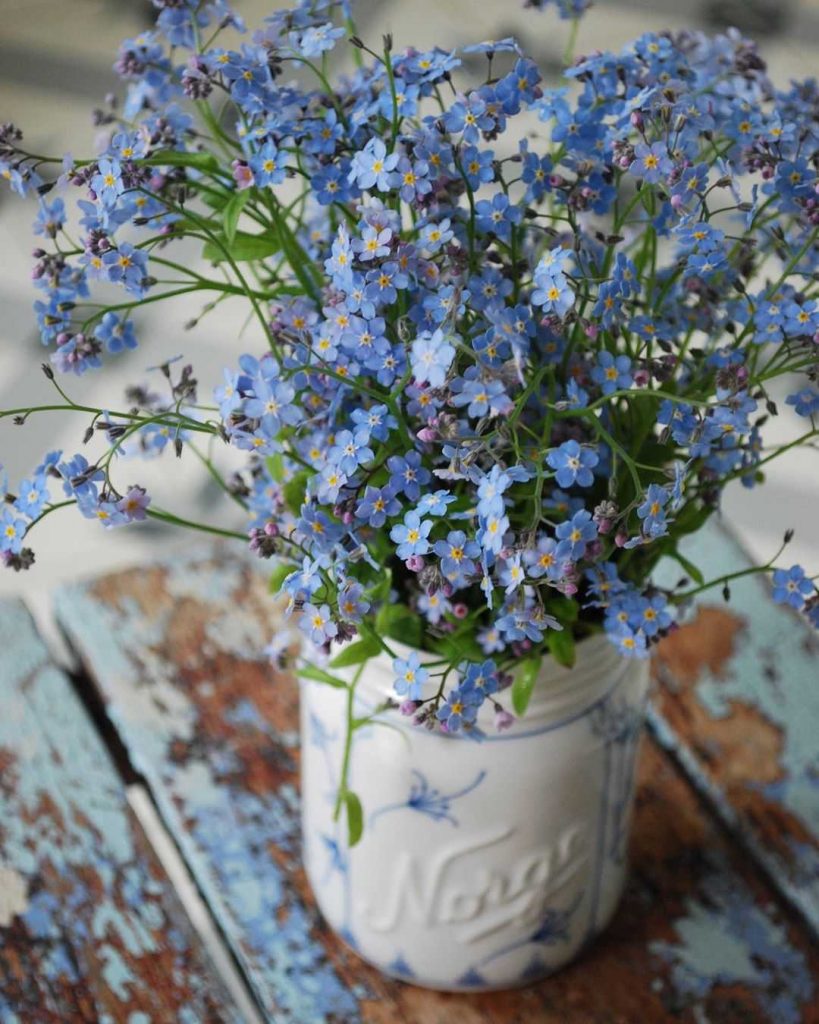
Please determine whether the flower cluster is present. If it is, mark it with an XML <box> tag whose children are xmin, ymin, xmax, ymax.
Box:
<box><xmin>2</xmin><ymin>0</ymin><xmax>818</xmax><ymax>763</ymax></box>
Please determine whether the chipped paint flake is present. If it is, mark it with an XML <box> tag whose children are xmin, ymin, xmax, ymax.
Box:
<box><xmin>0</xmin><ymin>864</ymin><xmax>29</xmax><ymax>926</ymax></box>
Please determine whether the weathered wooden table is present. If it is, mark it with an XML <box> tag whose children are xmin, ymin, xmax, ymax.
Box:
<box><xmin>1</xmin><ymin>521</ymin><xmax>817</xmax><ymax>1023</ymax></box>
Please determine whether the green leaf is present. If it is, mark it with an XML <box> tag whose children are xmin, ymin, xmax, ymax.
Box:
<box><xmin>431</xmin><ymin>632</ymin><xmax>484</xmax><ymax>664</ymax></box>
<box><xmin>201</xmin><ymin>188</ymin><xmax>233</xmax><ymax>210</ymax></box>
<box><xmin>375</xmin><ymin>603</ymin><xmax>422</xmax><ymax>648</ymax></box>
<box><xmin>673</xmin><ymin>502</ymin><xmax>713</xmax><ymax>538</ymax></box>
<box><xmin>330</xmin><ymin>636</ymin><xmax>381</xmax><ymax>669</ymax></box>
<box><xmin>343</xmin><ymin>790</ymin><xmax>364</xmax><ymax>847</ymax></box>
<box><xmin>511</xmin><ymin>655</ymin><xmax>542</xmax><ymax>717</ymax></box>
<box><xmin>367</xmin><ymin>569</ymin><xmax>392</xmax><ymax>605</ymax></box>
<box><xmin>265</xmin><ymin>452</ymin><xmax>285</xmax><ymax>483</ymax></box>
<box><xmin>268</xmin><ymin>561</ymin><xmax>294</xmax><ymax>594</ymax></box>
<box><xmin>223</xmin><ymin>190</ymin><xmax>250</xmax><ymax>246</ymax></box>
<box><xmin>668</xmin><ymin>550</ymin><xmax>704</xmax><ymax>585</ymax></box>
<box><xmin>296</xmin><ymin>664</ymin><xmax>348</xmax><ymax>689</ymax></box>
<box><xmin>545</xmin><ymin>594</ymin><xmax>579</xmax><ymax>624</ymax></box>
<box><xmin>547</xmin><ymin>628</ymin><xmax>576</xmax><ymax>669</ymax></box>
<box><xmin>283</xmin><ymin>471</ymin><xmax>309</xmax><ymax>514</ymax></box>
<box><xmin>202</xmin><ymin>229</ymin><xmax>279</xmax><ymax>263</ymax></box>
<box><xmin>143</xmin><ymin>149</ymin><xmax>219</xmax><ymax>172</ymax></box>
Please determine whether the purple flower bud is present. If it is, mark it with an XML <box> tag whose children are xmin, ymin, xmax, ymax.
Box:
<box><xmin>495</xmin><ymin>707</ymin><xmax>515</xmax><ymax>731</ymax></box>
<box><xmin>399</xmin><ymin>699</ymin><xmax>420</xmax><ymax>716</ymax></box>
<box><xmin>405</xmin><ymin>555</ymin><xmax>425</xmax><ymax>572</ymax></box>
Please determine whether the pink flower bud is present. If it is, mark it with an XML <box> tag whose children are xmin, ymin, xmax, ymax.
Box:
<box><xmin>232</xmin><ymin>160</ymin><xmax>254</xmax><ymax>190</ymax></box>
<box><xmin>405</xmin><ymin>555</ymin><xmax>425</xmax><ymax>572</ymax></box>
<box><xmin>452</xmin><ymin>603</ymin><xmax>468</xmax><ymax>619</ymax></box>
<box><xmin>615</xmin><ymin>530</ymin><xmax>628</xmax><ymax>548</ymax></box>
<box><xmin>417</xmin><ymin>426</ymin><xmax>437</xmax><ymax>442</ymax></box>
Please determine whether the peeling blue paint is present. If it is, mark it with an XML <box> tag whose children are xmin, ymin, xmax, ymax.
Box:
<box><xmin>0</xmin><ymin>598</ymin><xmax>239</xmax><ymax>1022</ymax></box>
<box><xmin>56</xmin><ymin>566</ymin><xmax>367</xmax><ymax>1024</ymax></box>
<box><xmin>653</xmin><ymin>519</ymin><xmax>819</xmax><ymax>937</ymax></box>
<box><xmin>651</xmin><ymin>855</ymin><xmax>814</xmax><ymax>1023</ymax></box>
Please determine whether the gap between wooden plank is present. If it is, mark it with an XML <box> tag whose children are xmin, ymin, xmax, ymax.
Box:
<box><xmin>126</xmin><ymin>784</ymin><xmax>266</xmax><ymax>1024</ymax></box>
<box><xmin>49</xmin><ymin>611</ymin><xmax>269</xmax><ymax>1024</ymax></box>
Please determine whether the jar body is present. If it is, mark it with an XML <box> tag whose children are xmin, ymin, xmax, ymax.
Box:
<box><xmin>300</xmin><ymin>636</ymin><xmax>649</xmax><ymax>991</ymax></box>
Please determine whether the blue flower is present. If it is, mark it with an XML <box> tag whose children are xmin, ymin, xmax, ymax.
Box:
<box><xmin>785</xmin><ymin>387</ymin><xmax>819</xmax><ymax>418</ymax></box>
<box><xmin>14</xmin><ymin>475</ymin><xmax>49</xmax><ymax>518</ymax></box>
<box><xmin>772</xmin><ymin>565</ymin><xmax>813</xmax><ymax>609</ymax></box>
<box><xmin>350</xmin><ymin>403</ymin><xmax>396</xmax><ymax>441</ymax></box>
<box><xmin>436</xmin><ymin>685</ymin><xmax>482</xmax><ymax>732</ymax></box>
<box><xmin>474</xmin><ymin>193</ymin><xmax>522</xmax><ymax>241</ymax></box>
<box><xmin>394</xmin><ymin>156</ymin><xmax>432</xmax><ymax>202</ymax></box>
<box><xmin>443</xmin><ymin>94</ymin><xmax>492</xmax><ymax>144</ymax></box>
<box><xmin>33</xmin><ymin>198</ymin><xmax>66</xmax><ymax>239</ymax></box>
<box><xmin>591</xmin><ymin>352</ymin><xmax>632</xmax><ymax>395</ymax></box>
<box><xmin>636</xmin><ymin>484</ymin><xmax>669</xmax><ymax>536</ymax></box>
<box><xmin>630</xmin><ymin>142</ymin><xmax>672</xmax><ymax>183</ymax></box>
<box><xmin>289</xmin><ymin>22</ymin><xmax>345</xmax><ymax>57</ymax></box>
<box><xmin>390</xmin><ymin>511</ymin><xmax>433</xmax><ymax>559</ymax></box>
<box><xmin>531</xmin><ymin>249</ymin><xmax>574</xmax><ymax>316</ymax></box>
<box><xmin>476</xmin><ymin>465</ymin><xmax>511</xmax><ymax>518</ymax></box>
<box><xmin>461</xmin><ymin>659</ymin><xmax>499</xmax><ymax>697</ymax></box>
<box><xmin>1</xmin><ymin>508</ymin><xmax>27</xmax><ymax>554</ymax></box>
<box><xmin>547</xmin><ymin>440</ymin><xmax>599</xmax><ymax>488</ymax></box>
<box><xmin>101</xmin><ymin>243</ymin><xmax>149</xmax><ymax>295</ymax></box>
<box><xmin>411</xmin><ymin>329</ymin><xmax>455</xmax><ymax>388</ymax></box>
<box><xmin>393</xmin><ymin>652</ymin><xmax>428</xmax><ymax>700</ymax></box>
<box><xmin>249</xmin><ymin>140</ymin><xmax>286</xmax><ymax>186</ymax></box>
<box><xmin>91</xmin><ymin>157</ymin><xmax>125</xmax><ymax>206</ymax></box>
<box><xmin>355</xmin><ymin>484</ymin><xmax>400</xmax><ymax>527</ymax></box>
<box><xmin>300</xmin><ymin>603</ymin><xmax>338</xmax><ymax>645</ymax></box>
<box><xmin>348</xmin><ymin>138</ymin><xmax>399</xmax><ymax>192</ymax></box>
<box><xmin>338</xmin><ymin>582</ymin><xmax>370</xmax><ymax>622</ymax></box>
<box><xmin>316</xmin><ymin>464</ymin><xmax>347</xmax><ymax>504</ymax></box>
<box><xmin>460</xmin><ymin>146</ymin><xmax>495</xmax><ymax>190</ymax></box>
<box><xmin>450</xmin><ymin>370</ymin><xmax>511</xmax><ymax>418</ymax></box>
<box><xmin>555</xmin><ymin>510</ymin><xmax>597</xmax><ymax>561</ymax></box>
<box><xmin>477</xmin><ymin>510</ymin><xmax>510</xmax><ymax>557</ymax></box>
<box><xmin>434</xmin><ymin>530</ymin><xmax>480</xmax><ymax>580</ymax></box>
<box><xmin>94</xmin><ymin>312</ymin><xmax>137</xmax><ymax>353</ymax></box>
<box><xmin>387</xmin><ymin>450</ymin><xmax>430</xmax><ymax>501</ymax></box>
<box><xmin>353</xmin><ymin>225</ymin><xmax>392</xmax><ymax>262</ymax></box>
<box><xmin>609</xmin><ymin>625</ymin><xmax>648</xmax><ymax>658</ymax></box>
<box><xmin>327</xmin><ymin>429</ymin><xmax>373</xmax><ymax>475</ymax></box>
<box><xmin>417</xmin><ymin>490</ymin><xmax>456</xmax><ymax>517</ymax></box>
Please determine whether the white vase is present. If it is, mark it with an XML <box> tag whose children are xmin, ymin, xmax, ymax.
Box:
<box><xmin>300</xmin><ymin>635</ymin><xmax>649</xmax><ymax>991</ymax></box>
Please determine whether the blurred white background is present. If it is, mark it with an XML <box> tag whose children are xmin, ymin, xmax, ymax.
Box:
<box><xmin>1</xmin><ymin>0</ymin><xmax>817</xmax><ymax>641</ymax></box>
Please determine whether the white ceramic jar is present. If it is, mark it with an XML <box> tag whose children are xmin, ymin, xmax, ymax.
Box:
<box><xmin>300</xmin><ymin>635</ymin><xmax>649</xmax><ymax>991</ymax></box>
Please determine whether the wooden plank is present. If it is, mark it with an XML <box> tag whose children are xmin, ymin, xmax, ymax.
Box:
<box><xmin>651</xmin><ymin>518</ymin><xmax>819</xmax><ymax>938</ymax></box>
<box><xmin>0</xmin><ymin>598</ymin><xmax>240</xmax><ymax>1024</ymax></box>
<box><xmin>55</xmin><ymin>549</ymin><xmax>819</xmax><ymax>1024</ymax></box>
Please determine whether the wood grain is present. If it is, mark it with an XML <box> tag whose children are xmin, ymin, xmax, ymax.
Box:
<box><xmin>55</xmin><ymin>546</ymin><xmax>819</xmax><ymax>1023</ymax></box>
<box><xmin>652</xmin><ymin>519</ymin><xmax>819</xmax><ymax>939</ymax></box>
<box><xmin>0</xmin><ymin>598</ymin><xmax>240</xmax><ymax>1024</ymax></box>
